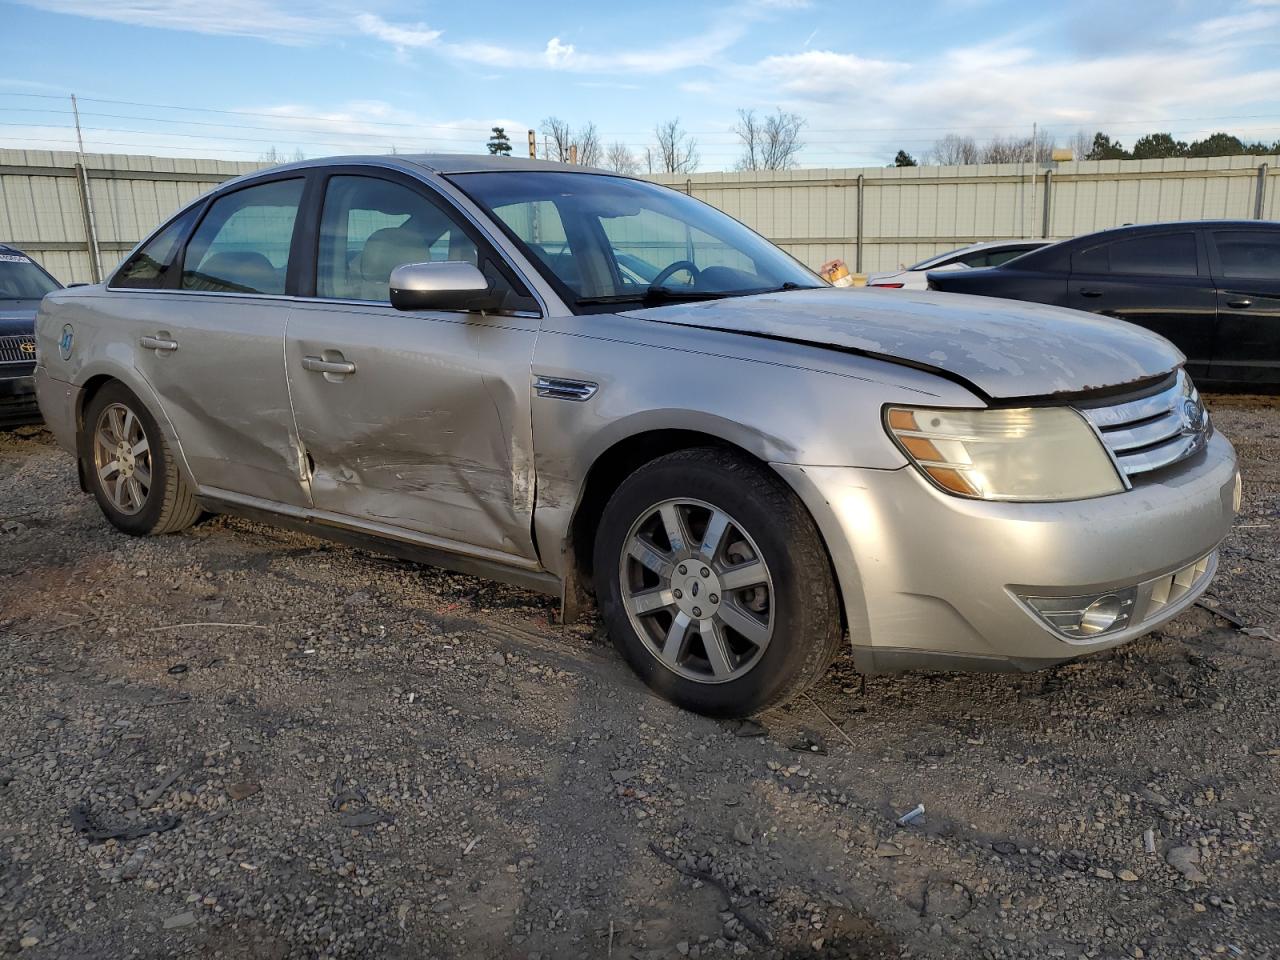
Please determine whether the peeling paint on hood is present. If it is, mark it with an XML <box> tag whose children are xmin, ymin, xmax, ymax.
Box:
<box><xmin>619</xmin><ymin>287</ymin><xmax>1184</xmax><ymax>399</ymax></box>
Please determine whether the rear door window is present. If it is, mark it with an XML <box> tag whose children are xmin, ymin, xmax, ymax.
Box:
<box><xmin>1211</xmin><ymin>231</ymin><xmax>1280</xmax><ymax>281</ymax></box>
<box><xmin>113</xmin><ymin>209</ymin><xmax>198</xmax><ymax>289</ymax></box>
<box><xmin>1074</xmin><ymin>232</ymin><xmax>1199</xmax><ymax>277</ymax></box>
<box><xmin>181</xmin><ymin>179</ymin><xmax>304</xmax><ymax>295</ymax></box>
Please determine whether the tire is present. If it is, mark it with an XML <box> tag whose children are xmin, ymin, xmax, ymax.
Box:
<box><xmin>80</xmin><ymin>381</ymin><xmax>201</xmax><ymax>536</ymax></box>
<box><xmin>594</xmin><ymin>446</ymin><xmax>843</xmax><ymax>717</ymax></box>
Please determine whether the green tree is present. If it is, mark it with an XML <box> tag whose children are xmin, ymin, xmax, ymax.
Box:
<box><xmin>1085</xmin><ymin>132</ymin><xmax>1130</xmax><ymax>160</ymax></box>
<box><xmin>486</xmin><ymin>127</ymin><xmax>512</xmax><ymax>156</ymax></box>
<box><xmin>1187</xmin><ymin>132</ymin><xmax>1245</xmax><ymax>157</ymax></box>
<box><xmin>1131</xmin><ymin>133</ymin><xmax>1188</xmax><ymax>159</ymax></box>
<box><xmin>893</xmin><ymin>149</ymin><xmax>917</xmax><ymax>167</ymax></box>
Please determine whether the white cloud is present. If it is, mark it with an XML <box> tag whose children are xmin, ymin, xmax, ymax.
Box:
<box><xmin>14</xmin><ymin>0</ymin><xmax>340</xmax><ymax>43</ymax></box>
<box><xmin>353</xmin><ymin>13</ymin><xmax>441</xmax><ymax>50</ymax></box>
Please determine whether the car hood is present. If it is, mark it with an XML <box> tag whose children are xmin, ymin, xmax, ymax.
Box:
<box><xmin>0</xmin><ymin>299</ymin><xmax>39</xmax><ymax>337</ymax></box>
<box><xmin>618</xmin><ymin>287</ymin><xmax>1184</xmax><ymax>399</ymax></box>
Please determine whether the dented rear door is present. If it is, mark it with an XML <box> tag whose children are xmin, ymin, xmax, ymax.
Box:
<box><xmin>283</xmin><ymin>300</ymin><xmax>540</xmax><ymax>561</ymax></box>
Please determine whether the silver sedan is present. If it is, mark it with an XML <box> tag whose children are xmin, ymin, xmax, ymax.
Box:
<box><xmin>34</xmin><ymin>155</ymin><xmax>1239</xmax><ymax>716</ymax></box>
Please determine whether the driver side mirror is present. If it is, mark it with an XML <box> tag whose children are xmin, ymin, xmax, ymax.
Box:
<box><xmin>389</xmin><ymin>261</ymin><xmax>504</xmax><ymax>312</ymax></box>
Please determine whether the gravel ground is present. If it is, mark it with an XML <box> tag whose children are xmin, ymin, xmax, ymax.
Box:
<box><xmin>1</xmin><ymin>396</ymin><xmax>1277</xmax><ymax>960</ymax></box>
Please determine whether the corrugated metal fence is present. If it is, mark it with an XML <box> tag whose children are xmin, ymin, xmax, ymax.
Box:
<box><xmin>1</xmin><ymin>148</ymin><xmax>1276</xmax><ymax>284</ymax></box>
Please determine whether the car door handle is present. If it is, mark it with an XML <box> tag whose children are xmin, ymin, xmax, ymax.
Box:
<box><xmin>1078</xmin><ymin>289</ymin><xmax>1104</xmax><ymax>298</ymax></box>
<box><xmin>139</xmin><ymin>335</ymin><xmax>178</xmax><ymax>351</ymax></box>
<box><xmin>1226</xmin><ymin>298</ymin><xmax>1253</xmax><ymax>309</ymax></box>
<box><xmin>302</xmin><ymin>356</ymin><xmax>356</xmax><ymax>375</ymax></box>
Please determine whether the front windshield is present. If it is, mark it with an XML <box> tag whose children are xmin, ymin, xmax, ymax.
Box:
<box><xmin>450</xmin><ymin>171</ymin><xmax>824</xmax><ymax>309</ymax></box>
<box><xmin>0</xmin><ymin>253</ymin><xmax>60</xmax><ymax>300</ymax></box>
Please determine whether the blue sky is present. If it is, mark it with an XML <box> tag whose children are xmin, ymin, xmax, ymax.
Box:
<box><xmin>2</xmin><ymin>0</ymin><xmax>1278</xmax><ymax>169</ymax></box>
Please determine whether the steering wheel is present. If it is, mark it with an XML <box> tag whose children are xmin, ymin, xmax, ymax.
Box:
<box><xmin>650</xmin><ymin>260</ymin><xmax>701</xmax><ymax>288</ymax></box>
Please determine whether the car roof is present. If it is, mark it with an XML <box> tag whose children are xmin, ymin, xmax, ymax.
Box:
<box><xmin>233</xmin><ymin>153</ymin><xmax>621</xmax><ymax>180</ymax></box>
<box><xmin>910</xmin><ymin>239</ymin><xmax>1048</xmax><ymax>270</ymax></box>
<box><xmin>1074</xmin><ymin>219</ymin><xmax>1280</xmax><ymax>245</ymax></box>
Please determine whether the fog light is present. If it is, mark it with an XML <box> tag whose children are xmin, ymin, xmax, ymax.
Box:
<box><xmin>1019</xmin><ymin>586</ymin><xmax>1137</xmax><ymax>641</ymax></box>
<box><xmin>1079</xmin><ymin>595</ymin><xmax>1122</xmax><ymax>635</ymax></box>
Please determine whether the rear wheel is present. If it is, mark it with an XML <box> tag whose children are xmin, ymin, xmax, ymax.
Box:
<box><xmin>81</xmin><ymin>382</ymin><xmax>200</xmax><ymax>536</ymax></box>
<box><xmin>594</xmin><ymin>447</ymin><xmax>843</xmax><ymax>717</ymax></box>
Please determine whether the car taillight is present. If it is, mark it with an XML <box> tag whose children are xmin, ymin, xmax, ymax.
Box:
<box><xmin>869</xmin><ymin>282</ymin><xmax>904</xmax><ymax>288</ymax></box>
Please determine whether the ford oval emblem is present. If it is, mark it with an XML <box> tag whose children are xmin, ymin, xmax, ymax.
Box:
<box><xmin>58</xmin><ymin>323</ymin><xmax>74</xmax><ymax>360</ymax></box>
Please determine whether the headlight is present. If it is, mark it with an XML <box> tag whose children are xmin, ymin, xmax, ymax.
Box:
<box><xmin>885</xmin><ymin>406</ymin><xmax>1125</xmax><ymax>501</ymax></box>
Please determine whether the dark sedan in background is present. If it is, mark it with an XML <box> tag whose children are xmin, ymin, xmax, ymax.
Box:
<box><xmin>1</xmin><ymin>243</ymin><xmax>62</xmax><ymax>425</ymax></box>
<box><xmin>928</xmin><ymin>220</ymin><xmax>1280</xmax><ymax>389</ymax></box>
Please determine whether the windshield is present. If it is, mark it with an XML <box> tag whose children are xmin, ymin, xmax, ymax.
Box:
<box><xmin>0</xmin><ymin>252</ymin><xmax>61</xmax><ymax>300</ymax></box>
<box><xmin>450</xmin><ymin>171</ymin><xmax>824</xmax><ymax>309</ymax></box>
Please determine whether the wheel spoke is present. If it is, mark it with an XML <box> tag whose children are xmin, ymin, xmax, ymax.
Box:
<box><xmin>627</xmin><ymin>538</ymin><xmax>674</xmax><ymax>579</ymax></box>
<box><xmin>122</xmin><ymin>408</ymin><xmax>137</xmax><ymax>441</ymax></box>
<box><xmin>660</xmin><ymin>611</ymin><xmax>692</xmax><ymax>664</ymax></box>
<box><xmin>699</xmin><ymin>509</ymin><xmax>731</xmax><ymax>562</ymax></box>
<box><xmin>126</xmin><ymin>477</ymin><xmax>144</xmax><ymax>509</ymax></box>
<box><xmin>717</xmin><ymin>600</ymin><xmax>770</xmax><ymax>648</ymax></box>
<box><xmin>133</xmin><ymin>464</ymin><xmax>152</xmax><ymax>491</ymax></box>
<box><xmin>111</xmin><ymin>475</ymin><xmax>128</xmax><ymax>509</ymax></box>
<box><xmin>107</xmin><ymin>406</ymin><xmax>126</xmax><ymax>442</ymax></box>
<box><xmin>719</xmin><ymin>560</ymin><xmax>768</xmax><ymax>591</ymax></box>
<box><xmin>630</xmin><ymin>587</ymin><xmax>675</xmax><ymax>616</ymax></box>
<box><xmin>98</xmin><ymin>461</ymin><xmax>120</xmax><ymax>481</ymax></box>
<box><xmin>96</xmin><ymin>430</ymin><xmax>115</xmax><ymax>454</ymax></box>
<box><xmin>658</xmin><ymin>503</ymin><xmax>692</xmax><ymax>554</ymax></box>
<box><xmin>131</xmin><ymin>437</ymin><xmax>150</xmax><ymax>457</ymax></box>
<box><xmin>699</xmin><ymin>618</ymin><xmax>734</xmax><ymax>677</ymax></box>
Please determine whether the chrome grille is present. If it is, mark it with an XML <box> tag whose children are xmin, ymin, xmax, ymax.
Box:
<box><xmin>1078</xmin><ymin>370</ymin><xmax>1210</xmax><ymax>482</ymax></box>
<box><xmin>0</xmin><ymin>334</ymin><xmax>37</xmax><ymax>364</ymax></box>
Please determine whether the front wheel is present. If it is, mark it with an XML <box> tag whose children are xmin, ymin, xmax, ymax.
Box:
<box><xmin>594</xmin><ymin>447</ymin><xmax>843</xmax><ymax>717</ymax></box>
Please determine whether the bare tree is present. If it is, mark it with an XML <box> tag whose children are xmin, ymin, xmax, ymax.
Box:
<box><xmin>733</xmin><ymin>108</ymin><xmax>805</xmax><ymax>171</ymax></box>
<box><xmin>540</xmin><ymin>116</ymin><xmax>601</xmax><ymax>165</ymax></box>
<box><xmin>541</xmin><ymin>116</ymin><xmax>574</xmax><ymax>162</ymax></box>
<box><xmin>604</xmin><ymin>141</ymin><xmax>641</xmax><ymax>174</ymax></box>
<box><xmin>1069</xmin><ymin>129</ymin><xmax>1093</xmax><ymax>162</ymax></box>
<box><xmin>927</xmin><ymin>134</ymin><xmax>980</xmax><ymax>165</ymax></box>
<box><xmin>653</xmin><ymin>118</ymin><xmax>699</xmax><ymax>174</ymax></box>
<box><xmin>576</xmin><ymin>121</ymin><xmax>602</xmax><ymax>167</ymax></box>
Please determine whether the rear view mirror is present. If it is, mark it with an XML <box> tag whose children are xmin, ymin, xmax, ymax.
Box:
<box><xmin>389</xmin><ymin>261</ymin><xmax>503</xmax><ymax>312</ymax></box>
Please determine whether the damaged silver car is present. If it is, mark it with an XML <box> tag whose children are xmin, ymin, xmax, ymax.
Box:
<box><xmin>34</xmin><ymin>155</ymin><xmax>1240</xmax><ymax>716</ymax></box>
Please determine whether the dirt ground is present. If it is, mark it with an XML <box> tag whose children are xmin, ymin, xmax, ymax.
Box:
<box><xmin>1</xmin><ymin>396</ymin><xmax>1278</xmax><ymax>960</ymax></box>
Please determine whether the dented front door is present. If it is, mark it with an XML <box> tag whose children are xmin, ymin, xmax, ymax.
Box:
<box><xmin>283</xmin><ymin>301</ymin><xmax>540</xmax><ymax>561</ymax></box>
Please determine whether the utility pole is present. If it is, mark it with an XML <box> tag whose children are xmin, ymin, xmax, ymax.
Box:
<box><xmin>527</xmin><ymin>129</ymin><xmax>536</xmax><ymax>159</ymax></box>
<box><xmin>70</xmin><ymin>94</ymin><xmax>103</xmax><ymax>282</ymax></box>
<box><xmin>569</xmin><ymin>144</ymin><xmax>578</xmax><ymax>165</ymax></box>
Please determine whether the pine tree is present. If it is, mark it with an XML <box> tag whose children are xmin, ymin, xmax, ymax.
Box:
<box><xmin>487</xmin><ymin>127</ymin><xmax>513</xmax><ymax>156</ymax></box>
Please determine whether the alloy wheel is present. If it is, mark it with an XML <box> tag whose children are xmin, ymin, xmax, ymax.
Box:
<box><xmin>92</xmin><ymin>402</ymin><xmax>152</xmax><ymax>516</ymax></box>
<box><xmin>619</xmin><ymin>498</ymin><xmax>774</xmax><ymax>684</ymax></box>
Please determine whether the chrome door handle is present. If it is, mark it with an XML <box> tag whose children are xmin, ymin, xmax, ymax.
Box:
<box><xmin>1226</xmin><ymin>298</ymin><xmax>1252</xmax><ymax>309</ymax></box>
<box><xmin>302</xmin><ymin>356</ymin><xmax>356</xmax><ymax>375</ymax></box>
<box><xmin>140</xmin><ymin>335</ymin><xmax>178</xmax><ymax>351</ymax></box>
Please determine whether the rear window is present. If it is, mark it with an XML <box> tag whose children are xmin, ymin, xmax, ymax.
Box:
<box><xmin>0</xmin><ymin>252</ymin><xmax>60</xmax><ymax>299</ymax></box>
<box><xmin>1212</xmin><ymin>230</ymin><xmax>1280</xmax><ymax>281</ymax></box>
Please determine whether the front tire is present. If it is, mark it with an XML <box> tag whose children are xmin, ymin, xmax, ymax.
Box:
<box><xmin>594</xmin><ymin>447</ymin><xmax>843</xmax><ymax>717</ymax></box>
<box><xmin>80</xmin><ymin>382</ymin><xmax>200</xmax><ymax>536</ymax></box>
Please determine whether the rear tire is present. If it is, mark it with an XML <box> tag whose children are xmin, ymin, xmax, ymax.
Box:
<box><xmin>594</xmin><ymin>447</ymin><xmax>843</xmax><ymax>717</ymax></box>
<box><xmin>80</xmin><ymin>382</ymin><xmax>200</xmax><ymax>536</ymax></box>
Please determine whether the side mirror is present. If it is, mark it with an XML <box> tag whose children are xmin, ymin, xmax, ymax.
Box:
<box><xmin>389</xmin><ymin>261</ymin><xmax>503</xmax><ymax>312</ymax></box>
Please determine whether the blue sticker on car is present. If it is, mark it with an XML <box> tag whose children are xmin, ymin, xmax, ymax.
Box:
<box><xmin>58</xmin><ymin>323</ymin><xmax>74</xmax><ymax>360</ymax></box>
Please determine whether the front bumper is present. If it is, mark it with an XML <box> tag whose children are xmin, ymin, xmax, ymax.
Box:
<box><xmin>0</xmin><ymin>364</ymin><xmax>41</xmax><ymax>426</ymax></box>
<box><xmin>32</xmin><ymin>366</ymin><xmax>79</xmax><ymax>451</ymax></box>
<box><xmin>775</xmin><ymin>430</ymin><xmax>1239</xmax><ymax>673</ymax></box>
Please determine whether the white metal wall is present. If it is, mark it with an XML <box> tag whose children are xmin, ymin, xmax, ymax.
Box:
<box><xmin>1</xmin><ymin>148</ymin><xmax>1276</xmax><ymax>284</ymax></box>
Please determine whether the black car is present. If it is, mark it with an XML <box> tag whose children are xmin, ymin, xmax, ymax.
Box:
<box><xmin>927</xmin><ymin>220</ymin><xmax>1280</xmax><ymax>388</ymax></box>
<box><xmin>1</xmin><ymin>243</ymin><xmax>62</xmax><ymax>425</ymax></box>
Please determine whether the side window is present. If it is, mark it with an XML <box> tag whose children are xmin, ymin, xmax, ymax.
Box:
<box><xmin>113</xmin><ymin>209</ymin><xmax>198</xmax><ymax>289</ymax></box>
<box><xmin>181</xmin><ymin>179</ymin><xmax>303</xmax><ymax>295</ymax></box>
<box><xmin>985</xmin><ymin>248</ymin><xmax>1032</xmax><ymax>267</ymax></box>
<box><xmin>318</xmin><ymin>175</ymin><xmax>482</xmax><ymax>302</ymax></box>
<box><xmin>1212</xmin><ymin>231</ymin><xmax>1280</xmax><ymax>281</ymax></box>
<box><xmin>1107</xmin><ymin>232</ymin><xmax>1198</xmax><ymax>277</ymax></box>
